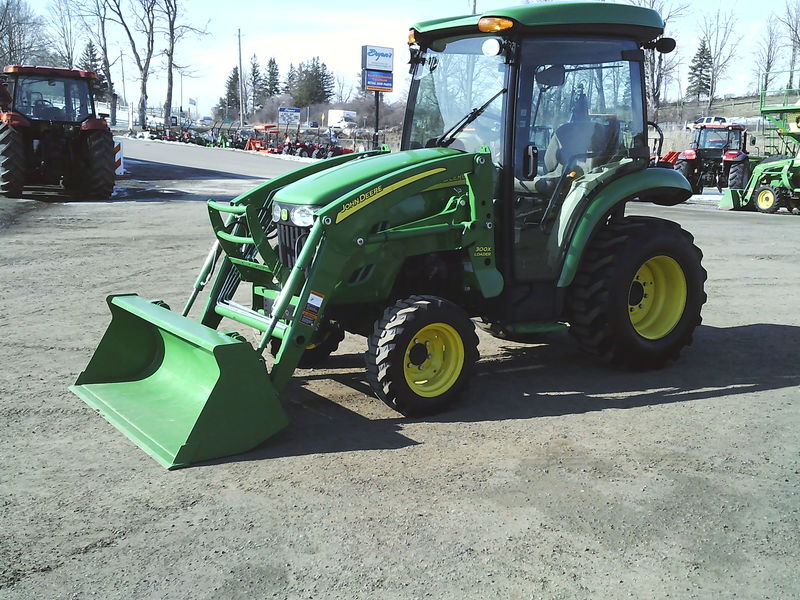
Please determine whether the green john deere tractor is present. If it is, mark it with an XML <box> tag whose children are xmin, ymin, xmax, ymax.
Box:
<box><xmin>721</xmin><ymin>68</ymin><xmax>800</xmax><ymax>214</ymax></box>
<box><xmin>72</xmin><ymin>2</ymin><xmax>707</xmax><ymax>469</ymax></box>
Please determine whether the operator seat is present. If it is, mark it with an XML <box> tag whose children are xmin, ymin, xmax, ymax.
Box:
<box><xmin>533</xmin><ymin>92</ymin><xmax>616</xmax><ymax>196</ymax></box>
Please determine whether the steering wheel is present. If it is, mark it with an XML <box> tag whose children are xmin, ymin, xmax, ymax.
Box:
<box><xmin>35</xmin><ymin>99</ymin><xmax>53</xmax><ymax>108</ymax></box>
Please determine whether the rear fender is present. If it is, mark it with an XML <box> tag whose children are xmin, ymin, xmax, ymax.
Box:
<box><xmin>557</xmin><ymin>167</ymin><xmax>692</xmax><ymax>288</ymax></box>
<box><xmin>81</xmin><ymin>117</ymin><xmax>110</xmax><ymax>131</ymax></box>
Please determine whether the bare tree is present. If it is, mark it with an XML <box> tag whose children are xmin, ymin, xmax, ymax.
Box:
<box><xmin>626</xmin><ymin>0</ymin><xmax>688</xmax><ymax>121</ymax></box>
<box><xmin>158</xmin><ymin>0</ymin><xmax>203</xmax><ymax>124</ymax></box>
<box><xmin>106</xmin><ymin>0</ymin><xmax>158</xmax><ymax>128</ymax></box>
<box><xmin>778</xmin><ymin>0</ymin><xmax>800</xmax><ymax>88</ymax></box>
<box><xmin>754</xmin><ymin>19</ymin><xmax>783</xmax><ymax>92</ymax></box>
<box><xmin>47</xmin><ymin>0</ymin><xmax>78</xmax><ymax>67</ymax></box>
<box><xmin>76</xmin><ymin>0</ymin><xmax>118</xmax><ymax>124</ymax></box>
<box><xmin>0</xmin><ymin>0</ymin><xmax>51</xmax><ymax>65</ymax></box>
<box><xmin>334</xmin><ymin>75</ymin><xmax>354</xmax><ymax>104</ymax></box>
<box><xmin>699</xmin><ymin>9</ymin><xmax>737</xmax><ymax>110</ymax></box>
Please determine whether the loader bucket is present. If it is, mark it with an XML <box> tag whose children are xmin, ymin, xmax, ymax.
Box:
<box><xmin>719</xmin><ymin>188</ymin><xmax>747</xmax><ymax>210</ymax></box>
<box><xmin>71</xmin><ymin>294</ymin><xmax>288</xmax><ymax>469</ymax></box>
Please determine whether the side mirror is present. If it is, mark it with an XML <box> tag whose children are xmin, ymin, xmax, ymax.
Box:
<box><xmin>749</xmin><ymin>135</ymin><xmax>756</xmax><ymax>145</ymax></box>
<box><xmin>523</xmin><ymin>144</ymin><xmax>539</xmax><ymax>180</ymax></box>
<box><xmin>535</xmin><ymin>65</ymin><xmax>566</xmax><ymax>88</ymax></box>
<box><xmin>655</xmin><ymin>37</ymin><xmax>676</xmax><ymax>54</ymax></box>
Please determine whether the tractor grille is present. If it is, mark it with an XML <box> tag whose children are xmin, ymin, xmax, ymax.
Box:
<box><xmin>277</xmin><ymin>223</ymin><xmax>309</xmax><ymax>268</ymax></box>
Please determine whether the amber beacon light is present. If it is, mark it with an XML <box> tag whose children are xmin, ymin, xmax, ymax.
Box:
<box><xmin>478</xmin><ymin>17</ymin><xmax>514</xmax><ymax>32</ymax></box>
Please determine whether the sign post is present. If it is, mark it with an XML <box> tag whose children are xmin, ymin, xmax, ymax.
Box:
<box><xmin>361</xmin><ymin>45</ymin><xmax>394</xmax><ymax>149</ymax></box>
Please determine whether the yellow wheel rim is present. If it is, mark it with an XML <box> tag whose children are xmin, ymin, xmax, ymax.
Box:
<box><xmin>628</xmin><ymin>256</ymin><xmax>687</xmax><ymax>340</ymax></box>
<box><xmin>403</xmin><ymin>323</ymin><xmax>465</xmax><ymax>398</ymax></box>
<box><xmin>756</xmin><ymin>189</ymin><xmax>775</xmax><ymax>210</ymax></box>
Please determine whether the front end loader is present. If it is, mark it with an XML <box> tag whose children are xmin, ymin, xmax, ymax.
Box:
<box><xmin>73</xmin><ymin>2</ymin><xmax>707</xmax><ymax>469</ymax></box>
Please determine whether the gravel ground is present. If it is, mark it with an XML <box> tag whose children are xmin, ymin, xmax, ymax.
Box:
<box><xmin>1</xmin><ymin>140</ymin><xmax>798</xmax><ymax>599</ymax></box>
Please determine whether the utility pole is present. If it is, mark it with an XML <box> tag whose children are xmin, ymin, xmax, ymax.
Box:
<box><xmin>238</xmin><ymin>29</ymin><xmax>245</xmax><ymax>126</ymax></box>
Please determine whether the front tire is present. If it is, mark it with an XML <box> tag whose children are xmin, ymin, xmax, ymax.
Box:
<box><xmin>753</xmin><ymin>185</ymin><xmax>781</xmax><ymax>214</ymax></box>
<box><xmin>0</xmin><ymin>124</ymin><xmax>25</xmax><ymax>198</ymax></box>
<box><xmin>365</xmin><ymin>295</ymin><xmax>479</xmax><ymax>416</ymax></box>
<box><xmin>568</xmin><ymin>216</ymin><xmax>707</xmax><ymax>369</ymax></box>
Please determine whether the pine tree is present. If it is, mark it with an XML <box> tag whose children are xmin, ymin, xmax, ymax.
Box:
<box><xmin>284</xmin><ymin>64</ymin><xmax>297</xmax><ymax>97</ymax></box>
<box><xmin>78</xmin><ymin>41</ymin><xmax>109</xmax><ymax>102</ymax></box>
<box><xmin>223</xmin><ymin>66</ymin><xmax>240</xmax><ymax>119</ymax></box>
<box><xmin>289</xmin><ymin>57</ymin><xmax>334</xmax><ymax>108</ymax></box>
<box><xmin>686</xmin><ymin>39</ymin><xmax>712</xmax><ymax>101</ymax></box>
<box><xmin>264</xmin><ymin>57</ymin><xmax>280</xmax><ymax>98</ymax></box>
<box><xmin>248</xmin><ymin>54</ymin><xmax>264</xmax><ymax>113</ymax></box>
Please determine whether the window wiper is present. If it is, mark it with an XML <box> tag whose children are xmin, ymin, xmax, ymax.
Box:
<box><xmin>435</xmin><ymin>87</ymin><xmax>507</xmax><ymax>148</ymax></box>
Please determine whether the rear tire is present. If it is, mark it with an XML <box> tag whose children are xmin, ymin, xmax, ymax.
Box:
<box><xmin>675</xmin><ymin>159</ymin><xmax>702</xmax><ymax>194</ymax></box>
<box><xmin>726</xmin><ymin>160</ymin><xmax>749</xmax><ymax>190</ymax></box>
<box><xmin>753</xmin><ymin>185</ymin><xmax>781</xmax><ymax>214</ymax></box>
<box><xmin>568</xmin><ymin>216</ymin><xmax>707</xmax><ymax>369</ymax></box>
<box><xmin>0</xmin><ymin>124</ymin><xmax>25</xmax><ymax>198</ymax></box>
<box><xmin>365</xmin><ymin>295</ymin><xmax>479</xmax><ymax>416</ymax></box>
<box><xmin>82</xmin><ymin>130</ymin><xmax>115</xmax><ymax>199</ymax></box>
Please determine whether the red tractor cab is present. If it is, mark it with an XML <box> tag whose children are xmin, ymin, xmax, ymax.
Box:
<box><xmin>0</xmin><ymin>65</ymin><xmax>115</xmax><ymax>199</ymax></box>
<box><xmin>675</xmin><ymin>123</ymin><xmax>751</xmax><ymax>194</ymax></box>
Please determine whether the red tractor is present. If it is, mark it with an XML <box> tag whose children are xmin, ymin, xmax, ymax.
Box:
<box><xmin>0</xmin><ymin>65</ymin><xmax>115</xmax><ymax>199</ymax></box>
<box><xmin>674</xmin><ymin>123</ymin><xmax>752</xmax><ymax>194</ymax></box>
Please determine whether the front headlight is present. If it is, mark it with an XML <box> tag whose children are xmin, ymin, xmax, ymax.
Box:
<box><xmin>291</xmin><ymin>206</ymin><xmax>316</xmax><ymax>227</ymax></box>
<box><xmin>271</xmin><ymin>202</ymin><xmax>281</xmax><ymax>222</ymax></box>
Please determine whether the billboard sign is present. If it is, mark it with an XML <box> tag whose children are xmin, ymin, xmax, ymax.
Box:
<box><xmin>363</xmin><ymin>70</ymin><xmax>394</xmax><ymax>93</ymax></box>
<box><xmin>361</xmin><ymin>45</ymin><xmax>394</xmax><ymax>72</ymax></box>
<box><xmin>278</xmin><ymin>106</ymin><xmax>301</xmax><ymax>125</ymax></box>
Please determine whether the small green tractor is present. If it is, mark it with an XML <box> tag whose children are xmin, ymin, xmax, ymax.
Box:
<box><xmin>73</xmin><ymin>3</ymin><xmax>707</xmax><ymax>468</ymax></box>
<box><xmin>721</xmin><ymin>69</ymin><xmax>800</xmax><ymax>214</ymax></box>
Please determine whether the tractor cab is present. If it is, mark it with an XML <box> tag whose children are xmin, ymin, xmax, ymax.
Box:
<box><xmin>402</xmin><ymin>6</ymin><xmax>675</xmax><ymax>319</ymax></box>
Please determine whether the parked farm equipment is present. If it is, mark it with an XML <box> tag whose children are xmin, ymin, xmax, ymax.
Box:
<box><xmin>73</xmin><ymin>3</ymin><xmax>706</xmax><ymax>469</ymax></box>
<box><xmin>721</xmin><ymin>69</ymin><xmax>800</xmax><ymax>213</ymax></box>
<box><xmin>675</xmin><ymin>123</ymin><xmax>753</xmax><ymax>194</ymax></box>
<box><xmin>0</xmin><ymin>65</ymin><xmax>115</xmax><ymax>199</ymax></box>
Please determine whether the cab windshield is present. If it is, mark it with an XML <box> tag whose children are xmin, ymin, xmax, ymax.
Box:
<box><xmin>13</xmin><ymin>76</ymin><xmax>92</xmax><ymax>122</ymax></box>
<box><xmin>696</xmin><ymin>128</ymin><xmax>739</xmax><ymax>150</ymax></box>
<box><xmin>403</xmin><ymin>35</ymin><xmax>508</xmax><ymax>160</ymax></box>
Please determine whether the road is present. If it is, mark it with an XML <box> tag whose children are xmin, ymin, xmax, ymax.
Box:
<box><xmin>0</xmin><ymin>139</ymin><xmax>798</xmax><ymax>599</ymax></box>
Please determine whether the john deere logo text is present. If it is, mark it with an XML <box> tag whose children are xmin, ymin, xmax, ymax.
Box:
<box><xmin>342</xmin><ymin>186</ymin><xmax>382</xmax><ymax>213</ymax></box>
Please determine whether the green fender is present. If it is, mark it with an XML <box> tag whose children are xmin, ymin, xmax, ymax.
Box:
<box><xmin>557</xmin><ymin>167</ymin><xmax>692</xmax><ymax>287</ymax></box>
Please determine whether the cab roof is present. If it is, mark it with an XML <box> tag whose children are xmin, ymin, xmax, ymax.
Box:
<box><xmin>3</xmin><ymin>65</ymin><xmax>97</xmax><ymax>79</ymax></box>
<box><xmin>412</xmin><ymin>2</ymin><xmax>664</xmax><ymax>44</ymax></box>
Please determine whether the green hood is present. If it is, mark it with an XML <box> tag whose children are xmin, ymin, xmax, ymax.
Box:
<box><xmin>271</xmin><ymin>147</ymin><xmax>462</xmax><ymax>208</ymax></box>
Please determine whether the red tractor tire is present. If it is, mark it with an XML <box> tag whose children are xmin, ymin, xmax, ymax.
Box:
<box><xmin>0</xmin><ymin>124</ymin><xmax>25</xmax><ymax>198</ymax></box>
<box><xmin>726</xmin><ymin>160</ymin><xmax>750</xmax><ymax>190</ymax></box>
<box><xmin>82</xmin><ymin>130</ymin><xmax>115</xmax><ymax>200</ymax></box>
<box><xmin>675</xmin><ymin>159</ymin><xmax>702</xmax><ymax>195</ymax></box>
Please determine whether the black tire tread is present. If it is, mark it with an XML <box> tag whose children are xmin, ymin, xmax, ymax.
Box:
<box><xmin>365</xmin><ymin>295</ymin><xmax>479</xmax><ymax>416</ymax></box>
<box><xmin>83</xmin><ymin>130</ymin><xmax>115</xmax><ymax>199</ymax></box>
<box><xmin>0</xmin><ymin>125</ymin><xmax>25</xmax><ymax>197</ymax></box>
<box><xmin>727</xmin><ymin>160</ymin><xmax>749</xmax><ymax>190</ymax></box>
<box><xmin>568</xmin><ymin>216</ymin><xmax>707</xmax><ymax>369</ymax></box>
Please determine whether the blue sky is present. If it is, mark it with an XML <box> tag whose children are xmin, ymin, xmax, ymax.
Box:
<box><xmin>28</xmin><ymin>0</ymin><xmax>784</xmax><ymax>116</ymax></box>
